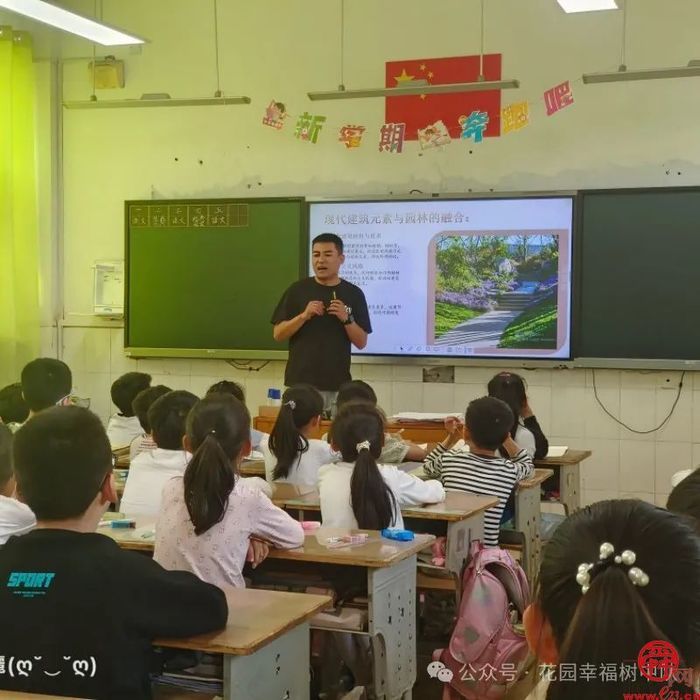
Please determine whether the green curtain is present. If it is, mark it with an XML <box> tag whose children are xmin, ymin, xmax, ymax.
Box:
<box><xmin>0</xmin><ymin>26</ymin><xmax>40</xmax><ymax>385</ymax></box>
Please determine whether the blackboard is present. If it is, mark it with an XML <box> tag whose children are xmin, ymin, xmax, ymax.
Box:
<box><xmin>124</xmin><ymin>198</ymin><xmax>306</xmax><ymax>359</ymax></box>
<box><xmin>577</xmin><ymin>188</ymin><xmax>700</xmax><ymax>362</ymax></box>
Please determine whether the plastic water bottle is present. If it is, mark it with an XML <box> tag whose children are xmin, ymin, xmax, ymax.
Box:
<box><xmin>267</xmin><ymin>388</ymin><xmax>282</xmax><ymax>407</ymax></box>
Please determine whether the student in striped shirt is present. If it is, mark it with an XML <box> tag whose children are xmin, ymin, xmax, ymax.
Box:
<box><xmin>423</xmin><ymin>396</ymin><xmax>534</xmax><ymax>547</ymax></box>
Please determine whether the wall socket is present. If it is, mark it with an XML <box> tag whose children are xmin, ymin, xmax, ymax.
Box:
<box><xmin>423</xmin><ymin>366</ymin><xmax>455</xmax><ymax>384</ymax></box>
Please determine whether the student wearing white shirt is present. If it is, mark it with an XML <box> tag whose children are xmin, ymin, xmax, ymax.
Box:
<box><xmin>0</xmin><ymin>424</ymin><xmax>35</xmax><ymax>545</ymax></box>
<box><xmin>263</xmin><ymin>384</ymin><xmax>337</xmax><ymax>485</ymax></box>
<box><xmin>107</xmin><ymin>372</ymin><xmax>152</xmax><ymax>450</ymax></box>
<box><xmin>121</xmin><ymin>390</ymin><xmax>197</xmax><ymax>516</ymax></box>
<box><xmin>128</xmin><ymin>384</ymin><xmax>171</xmax><ymax>459</ymax></box>
<box><xmin>318</xmin><ymin>403</ymin><xmax>445</xmax><ymax>530</ymax></box>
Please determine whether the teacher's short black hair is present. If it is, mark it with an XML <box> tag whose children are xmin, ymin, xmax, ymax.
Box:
<box><xmin>312</xmin><ymin>233</ymin><xmax>343</xmax><ymax>254</ymax></box>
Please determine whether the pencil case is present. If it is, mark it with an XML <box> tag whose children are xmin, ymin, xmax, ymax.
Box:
<box><xmin>381</xmin><ymin>528</ymin><xmax>415</xmax><ymax>541</ymax></box>
<box><xmin>325</xmin><ymin>534</ymin><xmax>369</xmax><ymax>548</ymax></box>
<box><xmin>301</xmin><ymin>521</ymin><xmax>321</xmax><ymax>531</ymax></box>
<box><xmin>110</xmin><ymin>519</ymin><xmax>136</xmax><ymax>529</ymax></box>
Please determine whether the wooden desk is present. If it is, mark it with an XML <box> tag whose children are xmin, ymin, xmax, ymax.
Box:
<box><xmin>239</xmin><ymin>459</ymin><xmax>265</xmax><ymax>478</ymax></box>
<box><xmin>513</xmin><ymin>468</ymin><xmax>554</xmax><ymax>581</ymax></box>
<box><xmin>156</xmin><ymin>587</ymin><xmax>330</xmax><ymax>700</ymax></box>
<box><xmin>535</xmin><ymin>449</ymin><xmax>591</xmax><ymax>514</ymax></box>
<box><xmin>102</xmin><ymin>521</ymin><xmax>431</xmax><ymax>700</ymax></box>
<box><xmin>270</xmin><ymin>485</ymin><xmax>495</xmax><ymax>585</ymax></box>
<box><xmin>0</xmin><ymin>694</ymin><xmax>90</xmax><ymax>699</ymax></box>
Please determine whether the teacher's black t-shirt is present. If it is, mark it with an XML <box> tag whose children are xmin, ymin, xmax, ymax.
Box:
<box><xmin>271</xmin><ymin>277</ymin><xmax>371</xmax><ymax>391</ymax></box>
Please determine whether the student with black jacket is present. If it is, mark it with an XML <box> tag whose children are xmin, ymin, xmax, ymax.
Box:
<box><xmin>0</xmin><ymin>405</ymin><xmax>228</xmax><ymax>700</ymax></box>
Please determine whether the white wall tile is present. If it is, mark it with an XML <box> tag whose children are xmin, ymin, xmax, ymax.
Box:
<box><xmin>691</xmin><ymin>443</ymin><xmax>700</xmax><ymax>469</ymax></box>
<box><xmin>109</xmin><ymin>328</ymin><xmax>137</xmax><ymax>375</ymax></box>
<box><xmin>585</xmin><ymin>369</ymin><xmax>620</xmax><ymax>390</ymax></box>
<box><xmin>654</xmin><ymin>493</ymin><xmax>670</xmax><ymax>508</ymax></box>
<box><xmin>579</xmin><ymin>438</ymin><xmax>619</xmax><ymax>493</ymax></box>
<box><xmin>519</xmin><ymin>368</ymin><xmax>552</xmax><ymax>387</ymax></box>
<box><xmin>361</xmin><ymin>364</ymin><xmax>392</xmax><ymax>382</ymax></box>
<box><xmin>392</xmin><ymin>382</ymin><xmax>424</xmax><ymax>413</ymax></box>
<box><xmin>454</xmin><ymin>367</ymin><xmax>501</xmax><ymax>385</ymax></box>
<box><xmin>40</xmin><ymin>326</ymin><xmax>57</xmax><ymax>357</ymax></box>
<box><xmin>654</xmin><ymin>442</ymin><xmax>692</xmax><ymax>495</ymax></box>
<box><xmin>72</xmin><ymin>371</ymin><xmax>111</xmax><ymax>424</ymax></box>
<box><xmin>392</xmin><ymin>365</ymin><xmax>423</xmax><ymax>382</ymax></box>
<box><xmin>370</xmin><ymin>380</ymin><xmax>393</xmax><ymax>416</ymax></box>
<box><xmin>190</xmin><ymin>359</ymin><xmax>243</xmax><ymax>378</ymax></box>
<box><xmin>654</xmin><ymin>386</ymin><xmax>692</xmax><ymax>443</ymax></box>
<box><xmin>550</xmin><ymin>386</ymin><xmax>586</xmax><ymax>437</ymax></box>
<box><xmin>136</xmin><ymin>358</ymin><xmax>191</xmax><ymax>376</ymax></box>
<box><xmin>619</xmin><ymin>491</ymin><xmax>654</xmax><ymax>504</ymax></box>
<box><xmin>245</xmin><ymin>377</ymin><xmax>277</xmax><ymax>415</ymax></box>
<box><xmin>582</xmin><ymin>490</ymin><xmax>612</xmax><ymax>507</ymax></box>
<box><xmin>422</xmin><ymin>384</ymin><xmax>456</xmax><ymax>413</ymax></box>
<box><xmin>189</xmin><ymin>375</ymin><xmax>222</xmax><ymax>398</ymax></box>
<box><xmin>691</xmin><ymin>392</ymin><xmax>700</xmax><ymax>443</ymax></box>
<box><xmin>525</xmin><ymin>385</ymin><xmax>551</xmax><ymax>434</ymax></box>
<box><xmin>619</xmin><ymin>440</ymin><xmax>655</xmax><ymax>494</ymax></box>
<box><xmin>583</xmin><ymin>387</ymin><xmax>621</xmax><ymax>440</ymax></box>
<box><xmin>452</xmin><ymin>385</ymin><xmax>484</xmax><ymax>411</ymax></box>
<box><xmin>149</xmin><ymin>374</ymin><xmax>192</xmax><ymax>393</ymax></box>
<box><xmin>620</xmin><ymin>371</ymin><xmax>659</xmax><ymax>390</ymax></box>
<box><xmin>551</xmin><ymin>368</ymin><xmax>585</xmax><ymax>388</ymax></box>
<box><xmin>620</xmin><ymin>388</ymin><xmax>656</xmax><ymax>442</ymax></box>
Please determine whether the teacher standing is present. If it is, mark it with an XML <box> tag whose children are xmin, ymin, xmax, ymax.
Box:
<box><xmin>272</xmin><ymin>233</ymin><xmax>372</xmax><ymax>412</ymax></box>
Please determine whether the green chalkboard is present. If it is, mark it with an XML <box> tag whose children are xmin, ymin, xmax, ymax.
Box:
<box><xmin>124</xmin><ymin>198</ymin><xmax>306</xmax><ymax>359</ymax></box>
<box><xmin>578</xmin><ymin>188</ymin><xmax>700</xmax><ymax>362</ymax></box>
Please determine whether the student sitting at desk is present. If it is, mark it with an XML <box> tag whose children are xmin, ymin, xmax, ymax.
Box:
<box><xmin>667</xmin><ymin>467</ymin><xmax>700</xmax><ymax>533</ymax></box>
<box><xmin>319</xmin><ymin>403</ymin><xmax>445</xmax><ymax>529</ymax></box>
<box><xmin>20</xmin><ymin>357</ymin><xmax>73</xmax><ymax>419</ymax></box>
<box><xmin>332</xmin><ymin>380</ymin><xmax>428</xmax><ymax>463</ymax></box>
<box><xmin>523</xmin><ymin>500</ymin><xmax>700</xmax><ymax>700</ymax></box>
<box><xmin>424</xmin><ymin>397</ymin><xmax>534</xmax><ymax>547</ymax></box>
<box><xmin>129</xmin><ymin>384</ymin><xmax>171</xmax><ymax>459</ymax></box>
<box><xmin>154</xmin><ymin>394</ymin><xmax>304</xmax><ymax>588</ymax></box>
<box><xmin>0</xmin><ymin>381</ymin><xmax>29</xmax><ymax>432</ymax></box>
<box><xmin>121</xmin><ymin>390</ymin><xmax>198</xmax><ymax>516</ymax></box>
<box><xmin>0</xmin><ymin>406</ymin><xmax>227</xmax><ymax>700</ymax></box>
<box><xmin>207</xmin><ymin>380</ymin><xmax>267</xmax><ymax>450</ymax></box>
<box><xmin>0</xmin><ymin>424</ymin><xmax>35</xmax><ymax>545</ymax></box>
<box><xmin>262</xmin><ymin>384</ymin><xmax>337</xmax><ymax>486</ymax></box>
<box><xmin>107</xmin><ymin>371</ymin><xmax>152</xmax><ymax>450</ymax></box>
<box><xmin>487</xmin><ymin>372</ymin><xmax>548</xmax><ymax>460</ymax></box>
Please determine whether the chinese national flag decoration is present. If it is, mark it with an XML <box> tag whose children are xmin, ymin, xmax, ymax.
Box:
<box><xmin>385</xmin><ymin>55</ymin><xmax>502</xmax><ymax>141</ymax></box>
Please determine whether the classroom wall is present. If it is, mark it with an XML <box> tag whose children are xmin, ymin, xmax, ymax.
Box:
<box><xmin>46</xmin><ymin>0</ymin><xmax>700</xmax><ymax>507</ymax></box>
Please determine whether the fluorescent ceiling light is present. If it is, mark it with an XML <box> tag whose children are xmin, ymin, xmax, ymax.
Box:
<box><xmin>557</xmin><ymin>0</ymin><xmax>617</xmax><ymax>12</ymax></box>
<box><xmin>308</xmin><ymin>78</ymin><xmax>520</xmax><ymax>101</ymax></box>
<box><xmin>63</xmin><ymin>94</ymin><xmax>251</xmax><ymax>109</ymax></box>
<box><xmin>583</xmin><ymin>61</ymin><xmax>700</xmax><ymax>84</ymax></box>
<box><xmin>0</xmin><ymin>0</ymin><xmax>145</xmax><ymax>45</ymax></box>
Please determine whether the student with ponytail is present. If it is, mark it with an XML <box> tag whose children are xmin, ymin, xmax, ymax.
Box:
<box><xmin>318</xmin><ymin>403</ymin><xmax>445</xmax><ymax>529</ymax></box>
<box><xmin>262</xmin><ymin>384</ymin><xmax>337</xmax><ymax>485</ymax></box>
<box><xmin>524</xmin><ymin>499</ymin><xmax>700</xmax><ymax>700</ymax></box>
<box><xmin>154</xmin><ymin>394</ymin><xmax>304</xmax><ymax>588</ymax></box>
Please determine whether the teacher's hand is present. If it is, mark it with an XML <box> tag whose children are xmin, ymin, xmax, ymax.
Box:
<box><xmin>327</xmin><ymin>299</ymin><xmax>349</xmax><ymax>323</ymax></box>
<box><xmin>302</xmin><ymin>301</ymin><xmax>325</xmax><ymax>321</ymax></box>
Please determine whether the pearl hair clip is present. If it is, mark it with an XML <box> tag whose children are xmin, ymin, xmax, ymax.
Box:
<box><xmin>575</xmin><ymin>542</ymin><xmax>650</xmax><ymax>594</ymax></box>
<box><xmin>356</xmin><ymin>440</ymin><xmax>371</xmax><ymax>452</ymax></box>
<box><xmin>284</xmin><ymin>400</ymin><xmax>296</xmax><ymax>410</ymax></box>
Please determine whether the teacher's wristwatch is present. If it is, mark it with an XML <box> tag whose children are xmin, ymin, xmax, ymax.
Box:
<box><xmin>343</xmin><ymin>306</ymin><xmax>354</xmax><ymax>325</ymax></box>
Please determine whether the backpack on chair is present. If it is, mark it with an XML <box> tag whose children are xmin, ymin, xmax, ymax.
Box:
<box><xmin>433</xmin><ymin>540</ymin><xmax>531</xmax><ymax>700</ymax></box>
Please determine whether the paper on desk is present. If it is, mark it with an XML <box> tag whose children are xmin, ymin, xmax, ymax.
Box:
<box><xmin>244</xmin><ymin>450</ymin><xmax>265</xmax><ymax>461</ymax></box>
<box><xmin>546</xmin><ymin>446</ymin><xmax>568</xmax><ymax>458</ymax></box>
<box><xmin>392</xmin><ymin>412</ymin><xmax>461</xmax><ymax>422</ymax></box>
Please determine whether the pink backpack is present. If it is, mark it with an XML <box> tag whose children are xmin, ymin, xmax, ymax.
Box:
<box><xmin>433</xmin><ymin>540</ymin><xmax>530</xmax><ymax>700</ymax></box>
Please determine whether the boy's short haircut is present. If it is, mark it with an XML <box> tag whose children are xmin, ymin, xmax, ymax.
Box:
<box><xmin>465</xmin><ymin>396</ymin><xmax>515</xmax><ymax>451</ymax></box>
<box><xmin>132</xmin><ymin>385</ymin><xmax>172</xmax><ymax>433</ymax></box>
<box><xmin>312</xmin><ymin>233</ymin><xmax>343</xmax><ymax>254</ymax></box>
<box><xmin>0</xmin><ymin>424</ymin><xmax>13</xmax><ymax>488</ymax></box>
<box><xmin>336</xmin><ymin>380</ymin><xmax>378</xmax><ymax>409</ymax></box>
<box><xmin>0</xmin><ymin>382</ymin><xmax>29</xmax><ymax>424</ymax></box>
<box><xmin>206</xmin><ymin>380</ymin><xmax>245</xmax><ymax>403</ymax></box>
<box><xmin>148</xmin><ymin>390</ymin><xmax>198</xmax><ymax>450</ymax></box>
<box><xmin>21</xmin><ymin>358</ymin><xmax>72</xmax><ymax>412</ymax></box>
<box><xmin>13</xmin><ymin>406</ymin><xmax>112</xmax><ymax>520</ymax></box>
<box><xmin>667</xmin><ymin>468</ymin><xmax>700</xmax><ymax>533</ymax></box>
<box><xmin>110</xmin><ymin>372</ymin><xmax>152</xmax><ymax>416</ymax></box>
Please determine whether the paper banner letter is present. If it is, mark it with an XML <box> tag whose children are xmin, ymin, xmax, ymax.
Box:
<box><xmin>339</xmin><ymin>125</ymin><xmax>366</xmax><ymax>148</ymax></box>
<box><xmin>458</xmin><ymin>110</ymin><xmax>489</xmax><ymax>143</ymax></box>
<box><xmin>417</xmin><ymin>120</ymin><xmax>451</xmax><ymax>150</ymax></box>
<box><xmin>262</xmin><ymin>100</ymin><xmax>288</xmax><ymax>129</ymax></box>
<box><xmin>295</xmin><ymin>112</ymin><xmax>326</xmax><ymax>143</ymax></box>
<box><xmin>379</xmin><ymin>122</ymin><xmax>406</xmax><ymax>153</ymax></box>
<box><xmin>544</xmin><ymin>81</ymin><xmax>574</xmax><ymax>116</ymax></box>
<box><xmin>501</xmin><ymin>101</ymin><xmax>529</xmax><ymax>134</ymax></box>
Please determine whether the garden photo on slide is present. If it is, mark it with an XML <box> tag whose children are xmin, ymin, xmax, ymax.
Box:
<box><xmin>433</xmin><ymin>232</ymin><xmax>560</xmax><ymax>349</ymax></box>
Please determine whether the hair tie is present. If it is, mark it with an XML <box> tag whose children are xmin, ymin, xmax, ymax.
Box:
<box><xmin>576</xmin><ymin>542</ymin><xmax>649</xmax><ymax>594</ymax></box>
<box><xmin>209</xmin><ymin>429</ymin><xmax>217</xmax><ymax>436</ymax></box>
<box><xmin>356</xmin><ymin>440</ymin><xmax>371</xmax><ymax>453</ymax></box>
<box><xmin>284</xmin><ymin>400</ymin><xmax>296</xmax><ymax>410</ymax></box>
